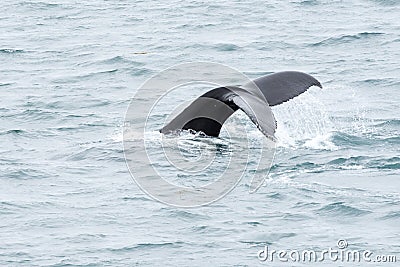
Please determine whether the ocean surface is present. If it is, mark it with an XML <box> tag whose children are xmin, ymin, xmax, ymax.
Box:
<box><xmin>1</xmin><ymin>0</ymin><xmax>399</xmax><ymax>266</ymax></box>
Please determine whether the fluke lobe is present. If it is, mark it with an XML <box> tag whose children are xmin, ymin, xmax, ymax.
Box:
<box><xmin>160</xmin><ymin>71</ymin><xmax>322</xmax><ymax>141</ymax></box>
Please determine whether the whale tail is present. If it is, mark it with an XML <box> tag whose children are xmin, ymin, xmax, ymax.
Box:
<box><xmin>160</xmin><ymin>71</ymin><xmax>322</xmax><ymax>140</ymax></box>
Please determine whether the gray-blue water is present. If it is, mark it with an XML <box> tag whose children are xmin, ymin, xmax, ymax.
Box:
<box><xmin>1</xmin><ymin>0</ymin><xmax>399</xmax><ymax>266</ymax></box>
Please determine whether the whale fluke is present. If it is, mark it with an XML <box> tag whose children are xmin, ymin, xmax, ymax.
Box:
<box><xmin>243</xmin><ymin>71</ymin><xmax>322</xmax><ymax>106</ymax></box>
<box><xmin>160</xmin><ymin>71</ymin><xmax>322</xmax><ymax>140</ymax></box>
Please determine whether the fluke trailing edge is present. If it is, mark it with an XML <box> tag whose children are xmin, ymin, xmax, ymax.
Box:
<box><xmin>160</xmin><ymin>71</ymin><xmax>322</xmax><ymax>141</ymax></box>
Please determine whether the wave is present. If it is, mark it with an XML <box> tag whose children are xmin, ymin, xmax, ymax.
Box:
<box><xmin>271</xmin><ymin>155</ymin><xmax>400</xmax><ymax>174</ymax></box>
<box><xmin>331</xmin><ymin>132</ymin><xmax>373</xmax><ymax>147</ymax></box>
<box><xmin>121</xmin><ymin>196</ymin><xmax>152</xmax><ymax>202</ymax></box>
<box><xmin>240</xmin><ymin>232</ymin><xmax>297</xmax><ymax>245</ymax></box>
<box><xmin>0</xmin><ymin>129</ymin><xmax>27</xmax><ymax>136</ymax></box>
<box><xmin>310</xmin><ymin>32</ymin><xmax>384</xmax><ymax>47</ymax></box>
<box><xmin>380</xmin><ymin>211</ymin><xmax>400</xmax><ymax>220</ymax></box>
<box><xmin>382</xmin><ymin>38</ymin><xmax>400</xmax><ymax>45</ymax></box>
<box><xmin>107</xmin><ymin>241</ymin><xmax>185</xmax><ymax>252</ymax></box>
<box><xmin>0</xmin><ymin>83</ymin><xmax>14</xmax><ymax>87</ymax></box>
<box><xmin>316</xmin><ymin>202</ymin><xmax>370</xmax><ymax>217</ymax></box>
<box><xmin>334</xmin><ymin>130</ymin><xmax>400</xmax><ymax>146</ymax></box>
<box><xmin>0</xmin><ymin>48</ymin><xmax>24</xmax><ymax>54</ymax></box>
<box><xmin>370</xmin><ymin>0</ymin><xmax>400</xmax><ymax>6</ymax></box>
<box><xmin>4</xmin><ymin>169</ymin><xmax>55</xmax><ymax>180</ymax></box>
<box><xmin>17</xmin><ymin>1</ymin><xmax>63</xmax><ymax>9</ymax></box>
<box><xmin>215</xmin><ymin>43</ymin><xmax>241</xmax><ymax>51</ymax></box>
<box><xmin>382</xmin><ymin>136</ymin><xmax>400</xmax><ymax>144</ymax></box>
<box><xmin>183</xmin><ymin>43</ymin><xmax>241</xmax><ymax>52</ymax></box>
<box><xmin>66</xmin><ymin>146</ymin><xmax>125</xmax><ymax>162</ymax></box>
<box><xmin>374</xmin><ymin>119</ymin><xmax>400</xmax><ymax>127</ymax></box>
<box><xmin>358</xmin><ymin>78</ymin><xmax>399</xmax><ymax>87</ymax></box>
<box><xmin>334</xmin><ymin>155</ymin><xmax>399</xmax><ymax>170</ymax></box>
<box><xmin>78</xmin><ymin>55</ymin><xmax>145</xmax><ymax>67</ymax></box>
<box><xmin>161</xmin><ymin>208</ymin><xmax>211</xmax><ymax>220</ymax></box>
<box><xmin>5</xmin><ymin>109</ymin><xmax>59</xmax><ymax>121</ymax></box>
<box><xmin>298</xmin><ymin>0</ymin><xmax>320</xmax><ymax>6</ymax></box>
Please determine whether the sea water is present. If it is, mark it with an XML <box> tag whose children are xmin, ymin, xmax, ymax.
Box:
<box><xmin>0</xmin><ymin>0</ymin><xmax>399</xmax><ymax>266</ymax></box>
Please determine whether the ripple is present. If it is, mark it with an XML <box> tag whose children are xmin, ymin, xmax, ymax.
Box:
<box><xmin>358</xmin><ymin>78</ymin><xmax>399</xmax><ymax>87</ymax></box>
<box><xmin>215</xmin><ymin>43</ymin><xmax>241</xmax><ymax>51</ymax></box>
<box><xmin>316</xmin><ymin>202</ymin><xmax>370</xmax><ymax>217</ymax></box>
<box><xmin>0</xmin><ymin>48</ymin><xmax>24</xmax><ymax>54</ymax></box>
<box><xmin>374</xmin><ymin>119</ymin><xmax>400</xmax><ymax>127</ymax></box>
<box><xmin>370</xmin><ymin>0</ymin><xmax>400</xmax><ymax>6</ymax></box>
<box><xmin>121</xmin><ymin>196</ymin><xmax>152</xmax><ymax>202</ymax></box>
<box><xmin>299</xmin><ymin>0</ymin><xmax>319</xmax><ymax>5</ymax></box>
<box><xmin>0</xmin><ymin>129</ymin><xmax>26</xmax><ymax>136</ymax></box>
<box><xmin>331</xmin><ymin>132</ymin><xmax>373</xmax><ymax>147</ymax></box>
<box><xmin>107</xmin><ymin>241</ymin><xmax>184</xmax><ymax>252</ymax></box>
<box><xmin>3</xmin><ymin>108</ymin><xmax>60</xmax><ymax>121</ymax></box>
<box><xmin>17</xmin><ymin>1</ymin><xmax>62</xmax><ymax>9</ymax></box>
<box><xmin>380</xmin><ymin>211</ymin><xmax>400</xmax><ymax>220</ymax></box>
<box><xmin>328</xmin><ymin>156</ymin><xmax>368</xmax><ymax>165</ymax></box>
<box><xmin>162</xmin><ymin>209</ymin><xmax>211</xmax><ymax>220</ymax></box>
<box><xmin>5</xmin><ymin>168</ymin><xmax>55</xmax><ymax>180</ymax></box>
<box><xmin>310</xmin><ymin>32</ymin><xmax>384</xmax><ymax>47</ymax></box>
<box><xmin>0</xmin><ymin>83</ymin><xmax>13</xmax><ymax>87</ymax></box>
<box><xmin>240</xmin><ymin>232</ymin><xmax>297</xmax><ymax>245</ymax></box>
